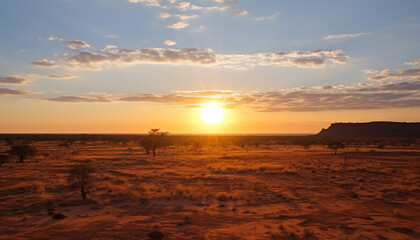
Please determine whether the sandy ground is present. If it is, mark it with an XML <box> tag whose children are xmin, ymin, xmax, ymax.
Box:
<box><xmin>0</xmin><ymin>141</ymin><xmax>419</xmax><ymax>240</ymax></box>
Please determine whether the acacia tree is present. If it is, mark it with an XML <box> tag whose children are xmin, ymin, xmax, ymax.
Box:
<box><xmin>68</xmin><ymin>162</ymin><xmax>95</xmax><ymax>199</ymax></box>
<box><xmin>327</xmin><ymin>141</ymin><xmax>345</xmax><ymax>155</ymax></box>
<box><xmin>140</xmin><ymin>129</ymin><xmax>169</xmax><ymax>157</ymax></box>
<box><xmin>8</xmin><ymin>144</ymin><xmax>36</xmax><ymax>163</ymax></box>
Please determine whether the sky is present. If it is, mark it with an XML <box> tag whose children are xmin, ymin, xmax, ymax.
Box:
<box><xmin>0</xmin><ymin>0</ymin><xmax>419</xmax><ymax>134</ymax></box>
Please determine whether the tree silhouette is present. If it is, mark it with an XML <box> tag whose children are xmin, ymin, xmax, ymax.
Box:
<box><xmin>327</xmin><ymin>141</ymin><xmax>345</xmax><ymax>155</ymax></box>
<box><xmin>140</xmin><ymin>129</ymin><xmax>169</xmax><ymax>157</ymax></box>
<box><xmin>68</xmin><ymin>162</ymin><xmax>95</xmax><ymax>199</ymax></box>
<box><xmin>8</xmin><ymin>144</ymin><xmax>36</xmax><ymax>163</ymax></box>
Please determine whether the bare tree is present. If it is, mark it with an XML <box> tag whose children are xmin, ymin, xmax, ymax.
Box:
<box><xmin>68</xmin><ymin>162</ymin><xmax>95</xmax><ymax>199</ymax></box>
<box><xmin>8</xmin><ymin>144</ymin><xmax>36</xmax><ymax>163</ymax></box>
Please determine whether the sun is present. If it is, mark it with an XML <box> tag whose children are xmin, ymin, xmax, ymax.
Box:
<box><xmin>200</xmin><ymin>103</ymin><xmax>225</xmax><ymax>125</ymax></box>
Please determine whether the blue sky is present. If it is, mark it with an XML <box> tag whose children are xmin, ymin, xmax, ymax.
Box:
<box><xmin>0</xmin><ymin>0</ymin><xmax>419</xmax><ymax>133</ymax></box>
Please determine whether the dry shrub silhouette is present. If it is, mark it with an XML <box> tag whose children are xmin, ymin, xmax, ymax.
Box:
<box><xmin>68</xmin><ymin>162</ymin><xmax>95</xmax><ymax>199</ymax></box>
<box><xmin>327</xmin><ymin>141</ymin><xmax>345</xmax><ymax>155</ymax></box>
<box><xmin>8</xmin><ymin>144</ymin><xmax>36</xmax><ymax>163</ymax></box>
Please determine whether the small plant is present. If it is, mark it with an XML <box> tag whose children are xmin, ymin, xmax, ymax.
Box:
<box><xmin>68</xmin><ymin>162</ymin><xmax>95</xmax><ymax>199</ymax></box>
<box><xmin>8</xmin><ymin>144</ymin><xmax>36</xmax><ymax>163</ymax></box>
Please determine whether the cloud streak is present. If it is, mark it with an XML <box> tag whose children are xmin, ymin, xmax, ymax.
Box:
<box><xmin>31</xmin><ymin>59</ymin><xmax>57</xmax><ymax>67</ymax></box>
<box><xmin>368</xmin><ymin>67</ymin><xmax>420</xmax><ymax>82</ymax></box>
<box><xmin>0</xmin><ymin>88</ymin><xmax>29</xmax><ymax>96</ymax></box>
<box><xmin>130</xmin><ymin>0</ymin><xmax>233</xmax><ymax>29</ymax></box>
<box><xmin>61</xmin><ymin>47</ymin><xmax>348</xmax><ymax>70</ymax></box>
<box><xmin>324</xmin><ymin>32</ymin><xmax>366</xmax><ymax>40</ymax></box>
<box><xmin>0</xmin><ymin>76</ymin><xmax>30</xmax><ymax>85</ymax></box>
<box><xmin>44</xmin><ymin>79</ymin><xmax>419</xmax><ymax>111</ymax></box>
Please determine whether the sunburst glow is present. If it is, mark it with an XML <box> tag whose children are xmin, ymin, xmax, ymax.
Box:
<box><xmin>200</xmin><ymin>103</ymin><xmax>225</xmax><ymax>125</ymax></box>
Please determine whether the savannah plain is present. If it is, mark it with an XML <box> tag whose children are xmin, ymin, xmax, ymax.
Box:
<box><xmin>0</xmin><ymin>135</ymin><xmax>419</xmax><ymax>240</ymax></box>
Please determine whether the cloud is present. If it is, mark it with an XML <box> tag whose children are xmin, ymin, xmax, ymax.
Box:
<box><xmin>213</xmin><ymin>0</ymin><xmax>237</xmax><ymax>5</ymax></box>
<box><xmin>324</xmin><ymin>32</ymin><xmax>366</xmax><ymax>40</ymax></box>
<box><xmin>130</xmin><ymin>0</ymin><xmax>230</xmax><ymax>29</ymax></box>
<box><xmin>253</xmin><ymin>11</ymin><xmax>279</xmax><ymax>21</ymax></box>
<box><xmin>46</xmin><ymin>96</ymin><xmax>112</xmax><ymax>102</ymax></box>
<box><xmin>48</xmin><ymin>35</ymin><xmax>58</xmax><ymax>41</ymax></box>
<box><xmin>175</xmin><ymin>1</ymin><xmax>190</xmax><ymax>9</ymax></box>
<box><xmin>176</xmin><ymin>14</ymin><xmax>198</xmax><ymax>21</ymax></box>
<box><xmin>159</xmin><ymin>12</ymin><xmax>172</xmax><ymax>18</ymax></box>
<box><xmin>46</xmin><ymin>74</ymin><xmax>76</xmax><ymax>79</ymax></box>
<box><xmin>61</xmin><ymin>47</ymin><xmax>348</xmax><ymax>70</ymax></box>
<box><xmin>45</xmin><ymin>36</ymin><xmax>90</xmax><ymax>50</ymax></box>
<box><xmin>232</xmin><ymin>9</ymin><xmax>247</xmax><ymax>16</ymax></box>
<box><xmin>44</xmin><ymin>58</ymin><xmax>420</xmax><ymax>111</ymax></box>
<box><xmin>0</xmin><ymin>88</ymin><xmax>29</xmax><ymax>96</ymax></box>
<box><xmin>30</xmin><ymin>59</ymin><xmax>57</xmax><ymax>67</ymax></box>
<box><xmin>364</xmin><ymin>69</ymin><xmax>378</xmax><ymax>74</ymax></box>
<box><xmin>167</xmin><ymin>21</ymin><xmax>189</xmax><ymax>29</ymax></box>
<box><xmin>405</xmin><ymin>59</ymin><xmax>420</xmax><ymax>65</ymax></box>
<box><xmin>128</xmin><ymin>0</ymin><xmax>162</xmax><ymax>7</ymax></box>
<box><xmin>0</xmin><ymin>75</ymin><xmax>30</xmax><ymax>85</ymax></box>
<box><xmin>163</xmin><ymin>40</ymin><xmax>177</xmax><ymax>46</ymax></box>
<box><xmin>65</xmin><ymin>40</ymin><xmax>90</xmax><ymax>50</ymax></box>
<box><xmin>368</xmin><ymin>67</ymin><xmax>420</xmax><ymax>82</ymax></box>
<box><xmin>44</xmin><ymin>82</ymin><xmax>420</xmax><ymax>111</ymax></box>
<box><xmin>215</xmin><ymin>49</ymin><xmax>348</xmax><ymax>69</ymax></box>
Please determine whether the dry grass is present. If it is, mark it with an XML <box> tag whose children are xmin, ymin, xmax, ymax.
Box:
<box><xmin>0</xmin><ymin>141</ymin><xmax>419</xmax><ymax>239</ymax></box>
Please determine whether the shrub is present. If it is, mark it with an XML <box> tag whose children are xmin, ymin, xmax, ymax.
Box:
<box><xmin>8</xmin><ymin>144</ymin><xmax>36</xmax><ymax>163</ymax></box>
<box><xmin>68</xmin><ymin>162</ymin><xmax>95</xmax><ymax>199</ymax></box>
<box><xmin>327</xmin><ymin>141</ymin><xmax>345</xmax><ymax>155</ymax></box>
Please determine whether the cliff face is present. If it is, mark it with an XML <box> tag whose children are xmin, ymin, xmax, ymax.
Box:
<box><xmin>318</xmin><ymin>122</ymin><xmax>420</xmax><ymax>138</ymax></box>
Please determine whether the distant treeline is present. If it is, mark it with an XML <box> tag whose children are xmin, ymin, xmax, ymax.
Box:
<box><xmin>0</xmin><ymin>133</ymin><xmax>418</xmax><ymax>149</ymax></box>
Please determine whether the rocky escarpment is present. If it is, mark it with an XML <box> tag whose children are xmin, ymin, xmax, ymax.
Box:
<box><xmin>318</xmin><ymin>122</ymin><xmax>420</xmax><ymax>138</ymax></box>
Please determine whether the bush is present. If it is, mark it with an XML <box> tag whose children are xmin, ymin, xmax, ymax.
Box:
<box><xmin>68</xmin><ymin>162</ymin><xmax>95</xmax><ymax>199</ymax></box>
<box><xmin>8</xmin><ymin>144</ymin><xmax>36</xmax><ymax>163</ymax></box>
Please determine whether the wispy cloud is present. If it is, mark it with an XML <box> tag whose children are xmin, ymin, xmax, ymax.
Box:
<box><xmin>61</xmin><ymin>46</ymin><xmax>348</xmax><ymax>70</ymax></box>
<box><xmin>324</xmin><ymin>32</ymin><xmax>366</xmax><ymax>40</ymax></box>
<box><xmin>46</xmin><ymin>74</ymin><xmax>77</xmax><ymax>79</ymax></box>
<box><xmin>65</xmin><ymin>40</ymin><xmax>91</xmax><ymax>50</ymax></box>
<box><xmin>0</xmin><ymin>75</ymin><xmax>30</xmax><ymax>85</ymax></box>
<box><xmin>44</xmin><ymin>61</ymin><xmax>420</xmax><ymax>111</ymax></box>
<box><xmin>167</xmin><ymin>21</ymin><xmax>189</xmax><ymax>29</ymax></box>
<box><xmin>253</xmin><ymin>11</ymin><xmax>279</xmax><ymax>21</ymax></box>
<box><xmin>30</xmin><ymin>59</ymin><xmax>57</xmax><ymax>68</ymax></box>
<box><xmin>46</xmin><ymin>96</ymin><xmax>111</xmax><ymax>102</ymax></box>
<box><xmin>130</xmin><ymin>0</ymin><xmax>234</xmax><ymax>29</ymax></box>
<box><xmin>232</xmin><ymin>9</ymin><xmax>248</xmax><ymax>16</ymax></box>
<box><xmin>46</xmin><ymin>36</ymin><xmax>91</xmax><ymax>50</ymax></box>
<box><xmin>364</xmin><ymin>69</ymin><xmax>378</xmax><ymax>74</ymax></box>
<box><xmin>163</xmin><ymin>40</ymin><xmax>177</xmax><ymax>46</ymax></box>
<box><xmin>368</xmin><ymin>66</ymin><xmax>420</xmax><ymax>82</ymax></box>
<box><xmin>0</xmin><ymin>88</ymin><xmax>30</xmax><ymax>96</ymax></box>
<box><xmin>44</xmin><ymin>83</ymin><xmax>420</xmax><ymax>111</ymax></box>
<box><xmin>405</xmin><ymin>59</ymin><xmax>420</xmax><ymax>65</ymax></box>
